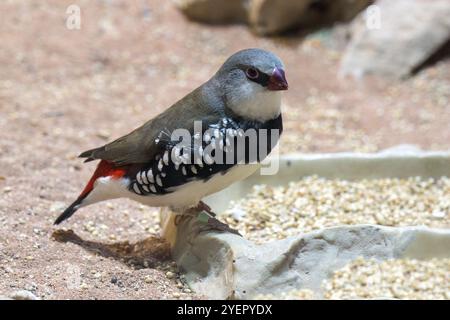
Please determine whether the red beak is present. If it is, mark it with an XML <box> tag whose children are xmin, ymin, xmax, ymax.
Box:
<box><xmin>267</xmin><ymin>67</ymin><xmax>288</xmax><ymax>91</ymax></box>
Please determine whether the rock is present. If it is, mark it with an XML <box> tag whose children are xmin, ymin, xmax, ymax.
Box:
<box><xmin>174</xmin><ymin>0</ymin><xmax>372</xmax><ymax>35</ymax></box>
<box><xmin>325</xmin><ymin>0</ymin><xmax>375</xmax><ymax>22</ymax></box>
<box><xmin>248</xmin><ymin>0</ymin><xmax>311</xmax><ymax>35</ymax></box>
<box><xmin>340</xmin><ymin>0</ymin><xmax>450</xmax><ymax>79</ymax></box>
<box><xmin>10</xmin><ymin>290</ymin><xmax>39</xmax><ymax>300</ymax></box>
<box><xmin>173</xmin><ymin>0</ymin><xmax>247</xmax><ymax>24</ymax></box>
<box><xmin>282</xmin><ymin>0</ymin><xmax>372</xmax><ymax>35</ymax></box>
<box><xmin>164</xmin><ymin>211</ymin><xmax>450</xmax><ymax>299</ymax></box>
<box><xmin>49</xmin><ymin>201</ymin><xmax>66</xmax><ymax>213</ymax></box>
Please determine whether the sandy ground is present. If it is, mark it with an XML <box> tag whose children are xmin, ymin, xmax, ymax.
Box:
<box><xmin>0</xmin><ymin>0</ymin><xmax>449</xmax><ymax>299</ymax></box>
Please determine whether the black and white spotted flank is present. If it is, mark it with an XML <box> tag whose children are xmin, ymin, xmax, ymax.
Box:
<box><xmin>127</xmin><ymin>114</ymin><xmax>282</xmax><ymax>196</ymax></box>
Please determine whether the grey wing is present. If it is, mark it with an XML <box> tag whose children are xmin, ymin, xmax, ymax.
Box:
<box><xmin>78</xmin><ymin>120</ymin><xmax>170</xmax><ymax>165</ymax></box>
<box><xmin>78</xmin><ymin>117</ymin><xmax>222</xmax><ymax>166</ymax></box>
<box><xmin>78</xmin><ymin>86</ymin><xmax>224</xmax><ymax>166</ymax></box>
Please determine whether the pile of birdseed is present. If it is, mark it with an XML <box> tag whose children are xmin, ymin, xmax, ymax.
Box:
<box><xmin>253</xmin><ymin>258</ymin><xmax>450</xmax><ymax>300</ymax></box>
<box><xmin>222</xmin><ymin>176</ymin><xmax>450</xmax><ymax>243</ymax></box>
<box><xmin>322</xmin><ymin>257</ymin><xmax>450</xmax><ymax>300</ymax></box>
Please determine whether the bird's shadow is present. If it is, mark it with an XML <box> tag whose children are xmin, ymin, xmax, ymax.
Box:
<box><xmin>51</xmin><ymin>229</ymin><xmax>172</xmax><ymax>269</ymax></box>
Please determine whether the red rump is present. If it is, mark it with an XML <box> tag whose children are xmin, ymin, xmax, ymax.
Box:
<box><xmin>79</xmin><ymin>160</ymin><xmax>127</xmax><ymax>198</ymax></box>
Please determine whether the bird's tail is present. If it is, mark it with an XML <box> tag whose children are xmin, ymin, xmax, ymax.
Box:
<box><xmin>54</xmin><ymin>160</ymin><xmax>128</xmax><ymax>225</ymax></box>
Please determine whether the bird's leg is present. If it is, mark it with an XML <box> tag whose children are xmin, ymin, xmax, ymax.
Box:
<box><xmin>173</xmin><ymin>206</ymin><xmax>199</xmax><ymax>226</ymax></box>
<box><xmin>174</xmin><ymin>214</ymin><xmax>192</xmax><ymax>226</ymax></box>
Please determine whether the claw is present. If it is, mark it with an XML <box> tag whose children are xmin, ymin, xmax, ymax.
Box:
<box><xmin>196</xmin><ymin>201</ymin><xmax>216</xmax><ymax>217</ymax></box>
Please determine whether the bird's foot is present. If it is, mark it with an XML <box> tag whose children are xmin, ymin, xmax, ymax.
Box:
<box><xmin>196</xmin><ymin>211</ymin><xmax>242</xmax><ymax>237</ymax></box>
<box><xmin>174</xmin><ymin>203</ymin><xmax>241</xmax><ymax>236</ymax></box>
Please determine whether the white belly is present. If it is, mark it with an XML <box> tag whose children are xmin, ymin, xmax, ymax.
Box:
<box><xmin>83</xmin><ymin>164</ymin><xmax>260</xmax><ymax>211</ymax></box>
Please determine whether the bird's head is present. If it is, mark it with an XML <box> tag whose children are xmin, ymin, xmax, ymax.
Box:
<box><xmin>214</xmin><ymin>48</ymin><xmax>288</xmax><ymax>122</ymax></box>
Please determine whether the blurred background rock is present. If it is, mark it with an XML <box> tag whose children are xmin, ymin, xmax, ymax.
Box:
<box><xmin>176</xmin><ymin>0</ymin><xmax>372</xmax><ymax>36</ymax></box>
<box><xmin>175</xmin><ymin>0</ymin><xmax>450</xmax><ymax>79</ymax></box>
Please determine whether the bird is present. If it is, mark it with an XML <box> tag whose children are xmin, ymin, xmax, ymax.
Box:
<box><xmin>54</xmin><ymin>48</ymin><xmax>288</xmax><ymax>228</ymax></box>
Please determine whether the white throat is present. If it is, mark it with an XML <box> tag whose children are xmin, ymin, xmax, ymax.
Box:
<box><xmin>227</xmin><ymin>82</ymin><xmax>282</xmax><ymax>122</ymax></box>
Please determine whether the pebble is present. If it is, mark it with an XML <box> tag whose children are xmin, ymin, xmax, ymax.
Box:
<box><xmin>165</xmin><ymin>271</ymin><xmax>175</xmax><ymax>279</ymax></box>
<box><xmin>3</xmin><ymin>187</ymin><xmax>12</xmax><ymax>193</ymax></box>
<box><xmin>10</xmin><ymin>290</ymin><xmax>39</xmax><ymax>300</ymax></box>
<box><xmin>49</xmin><ymin>202</ymin><xmax>66</xmax><ymax>213</ymax></box>
<box><xmin>96</xmin><ymin>130</ymin><xmax>110</xmax><ymax>140</ymax></box>
<box><xmin>432</xmin><ymin>211</ymin><xmax>446</xmax><ymax>219</ymax></box>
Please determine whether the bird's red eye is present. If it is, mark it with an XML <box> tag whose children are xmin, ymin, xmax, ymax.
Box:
<box><xmin>246</xmin><ymin>67</ymin><xmax>259</xmax><ymax>79</ymax></box>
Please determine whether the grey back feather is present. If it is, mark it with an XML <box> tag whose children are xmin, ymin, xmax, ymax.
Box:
<box><xmin>79</xmin><ymin>83</ymin><xmax>224</xmax><ymax>165</ymax></box>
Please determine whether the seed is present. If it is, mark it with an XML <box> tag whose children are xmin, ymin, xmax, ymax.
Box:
<box><xmin>80</xmin><ymin>283</ymin><xmax>89</xmax><ymax>290</ymax></box>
